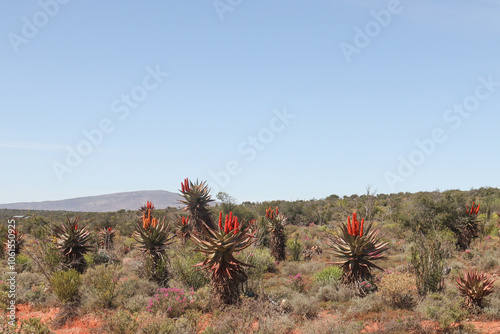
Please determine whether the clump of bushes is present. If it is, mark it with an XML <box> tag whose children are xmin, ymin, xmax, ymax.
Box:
<box><xmin>314</xmin><ymin>266</ymin><xmax>342</xmax><ymax>286</ymax></box>
<box><xmin>50</xmin><ymin>269</ymin><xmax>82</xmax><ymax>304</ymax></box>
<box><xmin>378</xmin><ymin>271</ymin><xmax>418</xmax><ymax>309</ymax></box>
<box><xmin>146</xmin><ymin>287</ymin><xmax>195</xmax><ymax>318</ymax></box>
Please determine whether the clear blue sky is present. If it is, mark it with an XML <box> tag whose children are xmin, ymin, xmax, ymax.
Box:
<box><xmin>1</xmin><ymin>0</ymin><xmax>500</xmax><ymax>204</ymax></box>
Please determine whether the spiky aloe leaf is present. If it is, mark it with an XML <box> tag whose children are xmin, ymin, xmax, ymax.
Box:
<box><xmin>456</xmin><ymin>270</ymin><xmax>495</xmax><ymax>309</ymax></box>
<box><xmin>328</xmin><ymin>213</ymin><xmax>389</xmax><ymax>284</ymax></box>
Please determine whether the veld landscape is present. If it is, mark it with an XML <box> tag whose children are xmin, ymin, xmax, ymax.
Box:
<box><xmin>3</xmin><ymin>2</ymin><xmax>500</xmax><ymax>334</ymax></box>
<box><xmin>1</xmin><ymin>181</ymin><xmax>500</xmax><ymax>334</ymax></box>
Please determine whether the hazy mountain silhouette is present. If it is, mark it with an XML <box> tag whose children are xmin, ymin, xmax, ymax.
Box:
<box><xmin>0</xmin><ymin>190</ymin><xmax>182</xmax><ymax>212</ymax></box>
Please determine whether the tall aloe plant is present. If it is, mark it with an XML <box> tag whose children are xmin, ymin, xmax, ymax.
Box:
<box><xmin>328</xmin><ymin>212</ymin><xmax>388</xmax><ymax>285</ymax></box>
<box><xmin>133</xmin><ymin>201</ymin><xmax>174</xmax><ymax>286</ymax></box>
<box><xmin>54</xmin><ymin>217</ymin><xmax>92</xmax><ymax>273</ymax></box>
<box><xmin>179</xmin><ymin>178</ymin><xmax>215</xmax><ymax>231</ymax></box>
<box><xmin>191</xmin><ymin>211</ymin><xmax>256</xmax><ymax>305</ymax></box>
<box><xmin>265</xmin><ymin>206</ymin><xmax>287</xmax><ymax>261</ymax></box>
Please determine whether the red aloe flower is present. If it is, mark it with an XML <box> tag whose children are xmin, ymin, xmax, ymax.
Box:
<box><xmin>347</xmin><ymin>213</ymin><xmax>364</xmax><ymax>237</ymax></box>
<box><xmin>219</xmin><ymin>211</ymin><xmax>223</xmax><ymax>230</ymax></box>
<box><xmin>233</xmin><ymin>217</ymin><xmax>239</xmax><ymax>234</ymax></box>
<box><xmin>224</xmin><ymin>214</ymin><xmax>230</xmax><ymax>234</ymax></box>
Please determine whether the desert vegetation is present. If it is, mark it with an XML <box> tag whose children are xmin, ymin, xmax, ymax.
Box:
<box><xmin>1</xmin><ymin>185</ymin><xmax>500</xmax><ymax>333</ymax></box>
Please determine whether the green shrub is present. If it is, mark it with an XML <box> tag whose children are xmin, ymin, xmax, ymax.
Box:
<box><xmin>238</xmin><ymin>247</ymin><xmax>276</xmax><ymax>279</ymax></box>
<box><xmin>42</xmin><ymin>240</ymin><xmax>65</xmax><ymax>273</ymax></box>
<box><xmin>116</xmin><ymin>275</ymin><xmax>158</xmax><ymax>312</ymax></box>
<box><xmin>410</xmin><ymin>232</ymin><xmax>445</xmax><ymax>295</ymax></box>
<box><xmin>416</xmin><ymin>291</ymin><xmax>467</xmax><ymax>331</ymax></box>
<box><xmin>484</xmin><ymin>290</ymin><xmax>500</xmax><ymax>320</ymax></box>
<box><xmin>138</xmin><ymin>314</ymin><xmax>176</xmax><ymax>334</ymax></box>
<box><xmin>17</xmin><ymin>272</ymin><xmax>49</xmax><ymax>305</ymax></box>
<box><xmin>83</xmin><ymin>264</ymin><xmax>119</xmax><ymax>308</ymax></box>
<box><xmin>478</xmin><ymin>253</ymin><xmax>499</xmax><ymax>271</ymax></box>
<box><xmin>50</xmin><ymin>269</ymin><xmax>81</xmax><ymax>304</ymax></box>
<box><xmin>315</xmin><ymin>284</ymin><xmax>355</xmax><ymax>303</ymax></box>
<box><xmin>483</xmin><ymin>220</ymin><xmax>499</xmax><ymax>237</ymax></box>
<box><xmin>347</xmin><ymin>293</ymin><xmax>385</xmax><ymax>314</ymax></box>
<box><xmin>378</xmin><ymin>272</ymin><xmax>418</xmax><ymax>309</ymax></box>
<box><xmin>0</xmin><ymin>279</ymin><xmax>9</xmax><ymax>310</ymax></box>
<box><xmin>171</xmin><ymin>251</ymin><xmax>209</xmax><ymax>290</ymax></box>
<box><xmin>19</xmin><ymin>317</ymin><xmax>53</xmax><ymax>334</ymax></box>
<box><xmin>314</xmin><ymin>266</ymin><xmax>342</xmax><ymax>286</ymax></box>
<box><xmin>94</xmin><ymin>249</ymin><xmax>112</xmax><ymax>265</ymax></box>
<box><xmin>102</xmin><ymin>309</ymin><xmax>139</xmax><ymax>334</ymax></box>
<box><xmin>16</xmin><ymin>253</ymin><xmax>31</xmax><ymax>272</ymax></box>
<box><xmin>140</xmin><ymin>254</ymin><xmax>170</xmax><ymax>288</ymax></box>
<box><xmin>281</xmin><ymin>293</ymin><xmax>319</xmax><ymax>319</ymax></box>
<box><xmin>286</xmin><ymin>235</ymin><xmax>303</xmax><ymax>261</ymax></box>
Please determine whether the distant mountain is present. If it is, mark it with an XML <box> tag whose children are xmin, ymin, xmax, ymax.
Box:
<box><xmin>0</xmin><ymin>190</ymin><xmax>182</xmax><ymax>212</ymax></box>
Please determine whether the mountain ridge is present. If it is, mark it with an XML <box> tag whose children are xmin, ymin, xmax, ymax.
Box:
<box><xmin>0</xmin><ymin>190</ymin><xmax>182</xmax><ymax>212</ymax></box>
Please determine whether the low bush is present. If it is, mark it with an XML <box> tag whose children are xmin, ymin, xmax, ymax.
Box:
<box><xmin>16</xmin><ymin>272</ymin><xmax>49</xmax><ymax>305</ymax></box>
<box><xmin>281</xmin><ymin>293</ymin><xmax>319</xmax><ymax>319</ymax></box>
<box><xmin>314</xmin><ymin>266</ymin><xmax>342</xmax><ymax>286</ymax></box>
<box><xmin>170</xmin><ymin>250</ymin><xmax>209</xmax><ymax>291</ymax></box>
<box><xmin>147</xmin><ymin>287</ymin><xmax>195</xmax><ymax>318</ymax></box>
<box><xmin>315</xmin><ymin>284</ymin><xmax>355</xmax><ymax>303</ymax></box>
<box><xmin>101</xmin><ymin>309</ymin><xmax>139</xmax><ymax>334</ymax></box>
<box><xmin>19</xmin><ymin>317</ymin><xmax>53</xmax><ymax>334</ymax></box>
<box><xmin>484</xmin><ymin>290</ymin><xmax>500</xmax><ymax>320</ymax></box>
<box><xmin>416</xmin><ymin>290</ymin><xmax>467</xmax><ymax>331</ymax></box>
<box><xmin>286</xmin><ymin>236</ymin><xmax>303</xmax><ymax>261</ymax></box>
<box><xmin>82</xmin><ymin>264</ymin><xmax>119</xmax><ymax>309</ymax></box>
<box><xmin>378</xmin><ymin>271</ymin><xmax>418</xmax><ymax>309</ymax></box>
<box><xmin>50</xmin><ymin>269</ymin><xmax>81</xmax><ymax>304</ymax></box>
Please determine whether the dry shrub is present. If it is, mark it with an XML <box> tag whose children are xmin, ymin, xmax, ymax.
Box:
<box><xmin>347</xmin><ymin>293</ymin><xmax>386</xmax><ymax>315</ymax></box>
<box><xmin>483</xmin><ymin>290</ymin><xmax>500</xmax><ymax>320</ymax></box>
<box><xmin>378</xmin><ymin>272</ymin><xmax>418</xmax><ymax>309</ymax></box>
<box><xmin>204</xmin><ymin>297</ymin><xmax>279</xmax><ymax>333</ymax></box>
<box><xmin>281</xmin><ymin>293</ymin><xmax>319</xmax><ymax>319</ymax></box>
<box><xmin>315</xmin><ymin>284</ymin><xmax>355</xmax><ymax>303</ymax></box>
<box><xmin>299</xmin><ymin>311</ymin><xmax>364</xmax><ymax>334</ymax></box>
<box><xmin>416</xmin><ymin>290</ymin><xmax>467</xmax><ymax>332</ymax></box>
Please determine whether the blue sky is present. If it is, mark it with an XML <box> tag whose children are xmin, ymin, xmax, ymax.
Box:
<box><xmin>1</xmin><ymin>0</ymin><xmax>500</xmax><ymax>204</ymax></box>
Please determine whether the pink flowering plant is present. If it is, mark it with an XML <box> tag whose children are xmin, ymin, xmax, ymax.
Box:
<box><xmin>146</xmin><ymin>287</ymin><xmax>195</xmax><ymax>317</ymax></box>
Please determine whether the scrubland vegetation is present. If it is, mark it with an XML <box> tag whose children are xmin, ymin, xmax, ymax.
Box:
<box><xmin>1</xmin><ymin>185</ymin><xmax>500</xmax><ymax>333</ymax></box>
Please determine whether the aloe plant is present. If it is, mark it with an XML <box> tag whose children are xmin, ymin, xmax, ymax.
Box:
<box><xmin>133</xmin><ymin>201</ymin><xmax>174</xmax><ymax>286</ymax></box>
<box><xmin>456</xmin><ymin>270</ymin><xmax>495</xmax><ymax>310</ymax></box>
<box><xmin>265</xmin><ymin>206</ymin><xmax>286</xmax><ymax>261</ymax></box>
<box><xmin>328</xmin><ymin>212</ymin><xmax>389</xmax><ymax>285</ymax></box>
<box><xmin>54</xmin><ymin>217</ymin><xmax>92</xmax><ymax>273</ymax></box>
<box><xmin>176</xmin><ymin>216</ymin><xmax>191</xmax><ymax>244</ymax></box>
<box><xmin>98</xmin><ymin>227</ymin><xmax>115</xmax><ymax>250</ymax></box>
<box><xmin>191</xmin><ymin>211</ymin><xmax>256</xmax><ymax>305</ymax></box>
<box><xmin>458</xmin><ymin>202</ymin><xmax>481</xmax><ymax>250</ymax></box>
<box><xmin>179</xmin><ymin>178</ymin><xmax>215</xmax><ymax>231</ymax></box>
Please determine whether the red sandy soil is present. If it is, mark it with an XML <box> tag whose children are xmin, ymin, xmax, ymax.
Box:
<box><xmin>17</xmin><ymin>304</ymin><xmax>101</xmax><ymax>334</ymax></box>
<box><xmin>14</xmin><ymin>303</ymin><xmax>500</xmax><ymax>334</ymax></box>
